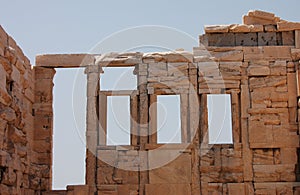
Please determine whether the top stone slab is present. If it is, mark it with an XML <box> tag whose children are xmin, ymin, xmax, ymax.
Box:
<box><xmin>204</xmin><ymin>10</ymin><xmax>300</xmax><ymax>34</ymax></box>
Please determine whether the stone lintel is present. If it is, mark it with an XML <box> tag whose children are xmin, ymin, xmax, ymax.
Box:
<box><xmin>36</xmin><ymin>54</ymin><xmax>95</xmax><ymax>68</ymax></box>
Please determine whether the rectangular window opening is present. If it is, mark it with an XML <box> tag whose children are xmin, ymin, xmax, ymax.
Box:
<box><xmin>157</xmin><ymin>95</ymin><xmax>181</xmax><ymax>144</ymax></box>
<box><xmin>100</xmin><ymin>67</ymin><xmax>137</xmax><ymax>90</ymax></box>
<box><xmin>207</xmin><ymin>94</ymin><xmax>233</xmax><ymax>144</ymax></box>
<box><xmin>106</xmin><ymin>96</ymin><xmax>131</xmax><ymax>145</ymax></box>
<box><xmin>53</xmin><ymin>68</ymin><xmax>86</xmax><ymax>189</ymax></box>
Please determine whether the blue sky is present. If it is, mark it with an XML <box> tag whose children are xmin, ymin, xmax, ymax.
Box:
<box><xmin>1</xmin><ymin>0</ymin><xmax>300</xmax><ymax>189</ymax></box>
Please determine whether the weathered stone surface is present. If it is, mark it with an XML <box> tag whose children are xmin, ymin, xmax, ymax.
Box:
<box><xmin>296</xmin><ymin>30</ymin><xmax>300</xmax><ymax>48</ymax></box>
<box><xmin>0</xmin><ymin>26</ymin><xmax>52</xmax><ymax>194</ymax></box>
<box><xmin>243</xmin><ymin>10</ymin><xmax>280</xmax><ymax>25</ymax></box>
<box><xmin>258</xmin><ymin>32</ymin><xmax>277</xmax><ymax>46</ymax></box>
<box><xmin>145</xmin><ymin>184</ymin><xmax>191</xmax><ymax>195</ymax></box>
<box><xmin>3</xmin><ymin>10</ymin><xmax>300</xmax><ymax>195</ymax></box>
<box><xmin>249</xmin><ymin>10</ymin><xmax>276</xmax><ymax>21</ymax></box>
<box><xmin>291</xmin><ymin>48</ymin><xmax>300</xmax><ymax>61</ymax></box>
<box><xmin>36</xmin><ymin>54</ymin><xmax>95</xmax><ymax>68</ymax></box>
<box><xmin>0</xmin><ymin>106</ymin><xmax>16</xmax><ymax>122</ymax></box>
<box><xmin>0</xmin><ymin>26</ymin><xmax>7</xmax><ymax>57</ymax></box>
<box><xmin>228</xmin><ymin>183</ymin><xmax>246</xmax><ymax>194</ymax></box>
<box><xmin>264</xmin><ymin>25</ymin><xmax>277</xmax><ymax>32</ymax></box>
<box><xmin>277</xmin><ymin>22</ymin><xmax>300</xmax><ymax>31</ymax></box>
<box><xmin>149</xmin><ymin>152</ymin><xmax>191</xmax><ymax>184</ymax></box>
<box><xmin>253</xmin><ymin>165</ymin><xmax>295</xmax><ymax>182</ymax></box>
<box><xmin>207</xmin><ymin>33</ymin><xmax>235</xmax><ymax>47</ymax></box>
<box><xmin>229</xmin><ymin>24</ymin><xmax>264</xmax><ymax>33</ymax></box>
<box><xmin>96</xmin><ymin>52</ymin><xmax>142</xmax><ymax>67</ymax></box>
<box><xmin>248</xmin><ymin>65</ymin><xmax>270</xmax><ymax>76</ymax></box>
<box><xmin>205</xmin><ymin>25</ymin><xmax>230</xmax><ymax>33</ymax></box>
<box><xmin>235</xmin><ymin>33</ymin><xmax>258</xmax><ymax>46</ymax></box>
<box><xmin>229</xmin><ymin>24</ymin><xmax>251</xmax><ymax>33</ymax></box>
<box><xmin>282</xmin><ymin>31</ymin><xmax>295</xmax><ymax>46</ymax></box>
<box><xmin>143</xmin><ymin>51</ymin><xmax>193</xmax><ymax>63</ymax></box>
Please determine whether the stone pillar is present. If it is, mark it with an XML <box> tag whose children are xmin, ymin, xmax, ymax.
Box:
<box><xmin>137</xmin><ymin>63</ymin><xmax>149</xmax><ymax>195</ymax></box>
<box><xmin>84</xmin><ymin>65</ymin><xmax>100</xmax><ymax>192</ymax></box>
<box><xmin>33</xmin><ymin>66</ymin><xmax>56</xmax><ymax>191</ymax></box>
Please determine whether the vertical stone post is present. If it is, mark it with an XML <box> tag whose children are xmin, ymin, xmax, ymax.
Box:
<box><xmin>138</xmin><ymin>63</ymin><xmax>149</xmax><ymax>195</ymax></box>
<box><xmin>33</xmin><ymin>67</ymin><xmax>56</xmax><ymax>191</ymax></box>
<box><xmin>85</xmin><ymin>65</ymin><xmax>100</xmax><ymax>193</ymax></box>
<box><xmin>189</xmin><ymin>62</ymin><xmax>200</xmax><ymax>195</ymax></box>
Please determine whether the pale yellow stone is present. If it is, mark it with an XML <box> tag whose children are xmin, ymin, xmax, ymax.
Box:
<box><xmin>204</xmin><ymin>25</ymin><xmax>230</xmax><ymax>33</ymax></box>
<box><xmin>277</xmin><ymin>21</ymin><xmax>300</xmax><ymax>31</ymax></box>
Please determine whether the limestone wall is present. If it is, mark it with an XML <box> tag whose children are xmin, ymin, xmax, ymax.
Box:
<box><xmin>0</xmin><ymin>25</ymin><xmax>52</xmax><ymax>194</ymax></box>
<box><xmin>201</xmin><ymin>10</ymin><xmax>299</xmax><ymax>47</ymax></box>
<box><xmin>193</xmin><ymin>46</ymin><xmax>300</xmax><ymax>194</ymax></box>
<box><xmin>93</xmin><ymin>10</ymin><xmax>300</xmax><ymax>195</ymax></box>
<box><xmin>1</xmin><ymin>9</ymin><xmax>300</xmax><ymax>195</ymax></box>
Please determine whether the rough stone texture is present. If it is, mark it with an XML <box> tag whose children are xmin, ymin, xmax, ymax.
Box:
<box><xmin>0</xmin><ymin>25</ymin><xmax>53</xmax><ymax>194</ymax></box>
<box><xmin>2</xmin><ymin>10</ymin><xmax>300</xmax><ymax>195</ymax></box>
<box><xmin>202</xmin><ymin>10</ymin><xmax>299</xmax><ymax>48</ymax></box>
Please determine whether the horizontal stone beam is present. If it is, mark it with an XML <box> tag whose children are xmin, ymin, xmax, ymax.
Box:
<box><xmin>36</xmin><ymin>54</ymin><xmax>139</xmax><ymax>68</ymax></box>
<box><xmin>36</xmin><ymin>54</ymin><xmax>95</xmax><ymax>68</ymax></box>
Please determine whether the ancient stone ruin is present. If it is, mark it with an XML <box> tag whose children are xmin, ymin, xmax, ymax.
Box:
<box><xmin>1</xmin><ymin>10</ymin><xmax>300</xmax><ymax>194</ymax></box>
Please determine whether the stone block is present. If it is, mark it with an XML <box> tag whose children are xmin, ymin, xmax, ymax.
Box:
<box><xmin>32</xmin><ymin>152</ymin><xmax>51</xmax><ymax>165</ymax></box>
<box><xmin>0</xmin><ymin>42</ymin><xmax>4</xmax><ymax>57</ymax></box>
<box><xmin>275</xmin><ymin>32</ymin><xmax>283</xmax><ymax>45</ymax></box>
<box><xmin>2</xmin><ymin>167</ymin><xmax>17</xmax><ymax>186</ymax></box>
<box><xmin>291</xmin><ymin>48</ymin><xmax>300</xmax><ymax>61</ymax></box>
<box><xmin>264</xmin><ymin>25</ymin><xmax>277</xmax><ymax>32</ymax></box>
<box><xmin>34</xmin><ymin>115</ymin><xmax>52</xmax><ymax>140</ymax></box>
<box><xmin>199</xmin><ymin>34</ymin><xmax>208</xmax><ymax>47</ymax></box>
<box><xmin>263</xmin><ymin>46</ymin><xmax>291</xmax><ymax>60</ymax></box>
<box><xmin>34</xmin><ymin>79</ymin><xmax>54</xmax><ymax>103</ymax></box>
<box><xmin>36</xmin><ymin>54</ymin><xmax>95</xmax><ymax>67</ymax></box>
<box><xmin>0</xmin><ymin>106</ymin><xmax>16</xmax><ymax>122</ymax></box>
<box><xmin>97</xmin><ymin>150</ymin><xmax>118</xmax><ymax>167</ymax></box>
<box><xmin>248</xmin><ymin>10</ymin><xmax>276</xmax><ymax>21</ymax></box>
<box><xmin>243</xmin><ymin>47</ymin><xmax>264</xmax><ymax>61</ymax></box>
<box><xmin>11</xmin><ymin>65</ymin><xmax>21</xmax><ymax>86</ymax></box>
<box><xmin>8</xmin><ymin>125</ymin><xmax>26</xmax><ymax>145</ymax></box>
<box><xmin>207</xmin><ymin>33</ymin><xmax>235</xmax><ymax>47</ymax></box>
<box><xmin>229</xmin><ymin>24</ymin><xmax>264</xmax><ymax>33</ymax></box>
<box><xmin>287</xmin><ymin>73</ymin><xmax>297</xmax><ymax>107</ymax></box>
<box><xmin>227</xmin><ymin>183</ymin><xmax>245</xmax><ymax>194</ymax></box>
<box><xmin>219</xmin><ymin>62</ymin><xmax>242</xmax><ymax>77</ymax></box>
<box><xmin>204</xmin><ymin>25</ymin><xmax>230</xmax><ymax>33</ymax></box>
<box><xmin>251</xmin><ymin>74</ymin><xmax>286</xmax><ymax>90</ymax></box>
<box><xmin>248</xmin><ymin>66</ymin><xmax>270</xmax><ymax>76</ymax></box>
<box><xmin>258</xmin><ymin>32</ymin><xmax>277</xmax><ymax>46</ymax></box>
<box><xmin>280</xmin><ymin>148</ymin><xmax>297</xmax><ymax>164</ymax></box>
<box><xmin>24</xmin><ymin>88</ymin><xmax>34</xmax><ymax>103</ymax></box>
<box><xmin>149</xmin><ymin>152</ymin><xmax>191</xmax><ymax>184</ymax></box>
<box><xmin>270</xmin><ymin>61</ymin><xmax>287</xmax><ymax>76</ymax></box>
<box><xmin>0</xmin><ymin>26</ymin><xmax>7</xmax><ymax>57</ymax></box>
<box><xmin>229</xmin><ymin>24</ymin><xmax>251</xmax><ymax>33</ymax></box>
<box><xmin>96</xmin><ymin>166</ymin><xmax>118</xmax><ymax>185</ymax></box>
<box><xmin>253</xmin><ymin>165</ymin><xmax>295</xmax><ymax>182</ymax></box>
<box><xmin>253</xmin><ymin>149</ymin><xmax>277</xmax><ymax>165</ymax></box>
<box><xmin>243</xmin><ymin>15</ymin><xmax>277</xmax><ymax>25</ymax></box>
<box><xmin>33</xmin><ymin>140</ymin><xmax>51</xmax><ymax>153</ymax></box>
<box><xmin>296</xmin><ymin>30</ymin><xmax>300</xmax><ymax>48</ymax></box>
<box><xmin>145</xmin><ymin>184</ymin><xmax>191</xmax><ymax>195</ymax></box>
<box><xmin>282</xmin><ymin>31</ymin><xmax>295</xmax><ymax>46</ymax></box>
<box><xmin>217</xmin><ymin>50</ymin><xmax>244</xmax><ymax>62</ymax></box>
<box><xmin>277</xmin><ymin>22</ymin><xmax>300</xmax><ymax>31</ymax></box>
<box><xmin>143</xmin><ymin>51</ymin><xmax>193</xmax><ymax>63</ymax></box>
<box><xmin>34</xmin><ymin>67</ymin><xmax>56</xmax><ymax>79</ymax></box>
<box><xmin>249</xmin><ymin>120</ymin><xmax>273</xmax><ymax>144</ymax></box>
<box><xmin>235</xmin><ymin>32</ymin><xmax>258</xmax><ymax>46</ymax></box>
